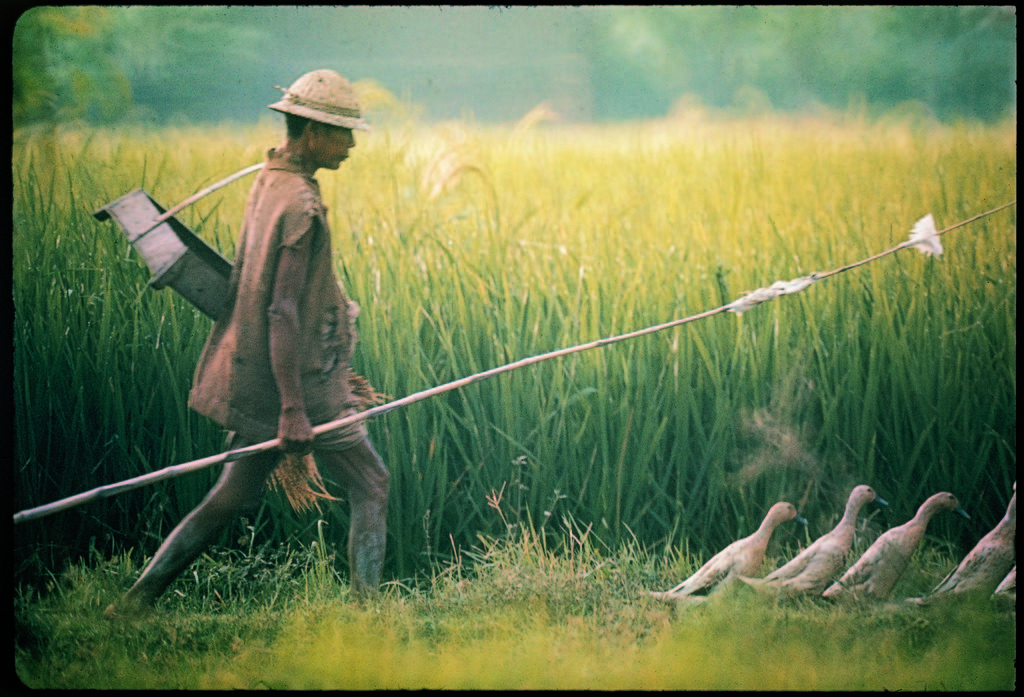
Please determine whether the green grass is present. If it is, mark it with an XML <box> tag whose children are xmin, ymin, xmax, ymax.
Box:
<box><xmin>15</xmin><ymin>522</ymin><xmax>1016</xmax><ymax>690</ymax></box>
<box><xmin>14</xmin><ymin>109</ymin><xmax>1016</xmax><ymax>587</ymax></box>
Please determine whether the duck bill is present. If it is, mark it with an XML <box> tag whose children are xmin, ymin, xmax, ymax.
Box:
<box><xmin>954</xmin><ymin>507</ymin><xmax>971</xmax><ymax>520</ymax></box>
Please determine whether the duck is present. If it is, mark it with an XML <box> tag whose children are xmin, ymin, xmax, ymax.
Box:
<box><xmin>822</xmin><ymin>492</ymin><xmax>969</xmax><ymax>601</ymax></box>
<box><xmin>652</xmin><ymin>502</ymin><xmax>807</xmax><ymax>599</ymax></box>
<box><xmin>741</xmin><ymin>485</ymin><xmax>887</xmax><ymax>597</ymax></box>
<box><xmin>922</xmin><ymin>483</ymin><xmax>1015</xmax><ymax>600</ymax></box>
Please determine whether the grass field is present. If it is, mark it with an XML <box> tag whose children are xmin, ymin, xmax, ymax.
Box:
<box><xmin>13</xmin><ymin>107</ymin><xmax>1016</xmax><ymax>688</ymax></box>
<box><xmin>15</xmin><ymin>521</ymin><xmax>1016</xmax><ymax>690</ymax></box>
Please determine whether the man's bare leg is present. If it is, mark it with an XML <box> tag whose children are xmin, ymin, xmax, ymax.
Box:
<box><xmin>107</xmin><ymin>449</ymin><xmax>279</xmax><ymax>614</ymax></box>
<box><xmin>317</xmin><ymin>439</ymin><xmax>389</xmax><ymax>598</ymax></box>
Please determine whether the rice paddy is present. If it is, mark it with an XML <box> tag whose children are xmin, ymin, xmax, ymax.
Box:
<box><xmin>13</xmin><ymin>109</ymin><xmax>1015</xmax><ymax>689</ymax></box>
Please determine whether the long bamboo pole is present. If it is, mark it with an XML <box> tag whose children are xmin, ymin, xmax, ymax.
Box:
<box><xmin>13</xmin><ymin>201</ymin><xmax>1015</xmax><ymax>524</ymax></box>
<box><xmin>13</xmin><ymin>304</ymin><xmax>730</xmax><ymax>525</ymax></box>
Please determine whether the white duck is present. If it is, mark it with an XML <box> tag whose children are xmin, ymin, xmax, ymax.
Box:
<box><xmin>822</xmin><ymin>492</ymin><xmax>969</xmax><ymax>601</ymax></box>
<box><xmin>924</xmin><ymin>482</ymin><xmax>1015</xmax><ymax>600</ymax></box>
<box><xmin>742</xmin><ymin>485</ymin><xmax>887</xmax><ymax>596</ymax></box>
<box><xmin>652</xmin><ymin>502</ymin><xmax>807</xmax><ymax>599</ymax></box>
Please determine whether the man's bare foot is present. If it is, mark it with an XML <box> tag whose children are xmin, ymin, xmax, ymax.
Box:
<box><xmin>103</xmin><ymin>597</ymin><xmax>152</xmax><ymax>620</ymax></box>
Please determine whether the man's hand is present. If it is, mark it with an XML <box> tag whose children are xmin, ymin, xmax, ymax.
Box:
<box><xmin>278</xmin><ymin>406</ymin><xmax>314</xmax><ymax>454</ymax></box>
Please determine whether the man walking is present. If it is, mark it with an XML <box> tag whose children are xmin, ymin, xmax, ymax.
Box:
<box><xmin>107</xmin><ymin>69</ymin><xmax>388</xmax><ymax>614</ymax></box>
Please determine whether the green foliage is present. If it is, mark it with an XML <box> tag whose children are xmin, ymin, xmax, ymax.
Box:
<box><xmin>13</xmin><ymin>114</ymin><xmax>1016</xmax><ymax>592</ymax></box>
<box><xmin>104</xmin><ymin>6</ymin><xmax>264</xmax><ymax>124</ymax></box>
<box><xmin>11</xmin><ymin>7</ymin><xmax>1017</xmax><ymax>127</ymax></box>
<box><xmin>598</xmin><ymin>6</ymin><xmax>1016</xmax><ymax>121</ymax></box>
<box><xmin>13</xmin><ymin>7</ymin><xmax>131</xmax><ymax>127</ymax></box>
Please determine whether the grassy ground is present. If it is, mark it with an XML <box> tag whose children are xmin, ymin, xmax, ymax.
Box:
<box><xmin>15</xmin><ymin>523</ymin><xmax>1016</xmax><ymax>691</ymax></box>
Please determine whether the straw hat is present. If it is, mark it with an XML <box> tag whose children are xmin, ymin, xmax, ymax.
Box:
<box><xmin>269</xmin><ymin>69</ymin><xmax>369</xmax><ymax>131</ymax></box>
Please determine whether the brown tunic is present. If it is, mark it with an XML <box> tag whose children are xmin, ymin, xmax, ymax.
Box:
<box><xmin>189</xmin><ymin>148</ymin><xmax>359</xmax><ymax>441</ymax></box>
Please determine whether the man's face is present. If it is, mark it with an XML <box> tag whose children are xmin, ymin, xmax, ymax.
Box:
<box><xmin>309</xmin><ymin>123</ymin><xmax>355</xmax><ymax>170</ymax></box>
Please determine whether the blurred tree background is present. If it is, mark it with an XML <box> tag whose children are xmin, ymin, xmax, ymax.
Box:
<box><xmin>13</xmin><ymin>6</ymin><xmax>1017</xmax><ymax>130</ymax></box>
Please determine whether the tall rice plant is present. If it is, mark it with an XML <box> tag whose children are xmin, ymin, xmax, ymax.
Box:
<box><xmin>14</xmin><ymin>114</ymin><xmax>1015</xmax><ymax>584</ymax></box>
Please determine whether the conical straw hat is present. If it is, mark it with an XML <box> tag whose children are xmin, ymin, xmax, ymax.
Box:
<box><xmin>269</xmin><ymin>69</ymin><xmax>369</xmax><ymax>131</ymax></box>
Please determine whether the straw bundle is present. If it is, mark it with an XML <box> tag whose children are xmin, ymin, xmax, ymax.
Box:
<box><xmin>267</xmin><ymin>368</ymin><xmax>385</xmax><ymax>513</ymax></box>
<box><xmin>268</xmin><ymin>452</ymin><xmax>336</xmax><ymax>513</ymax></box>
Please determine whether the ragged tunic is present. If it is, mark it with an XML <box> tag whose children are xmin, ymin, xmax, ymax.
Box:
<box><xmin>189</xmin><ymin>148</ymin><xmax>360</xmax><ymax>442</ymax></box>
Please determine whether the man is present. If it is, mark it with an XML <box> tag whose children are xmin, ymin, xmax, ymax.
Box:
<box><xmin>106</xmin><ymin>69</ymin><xmax>389</xmax><ymax>614</ymax></box>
